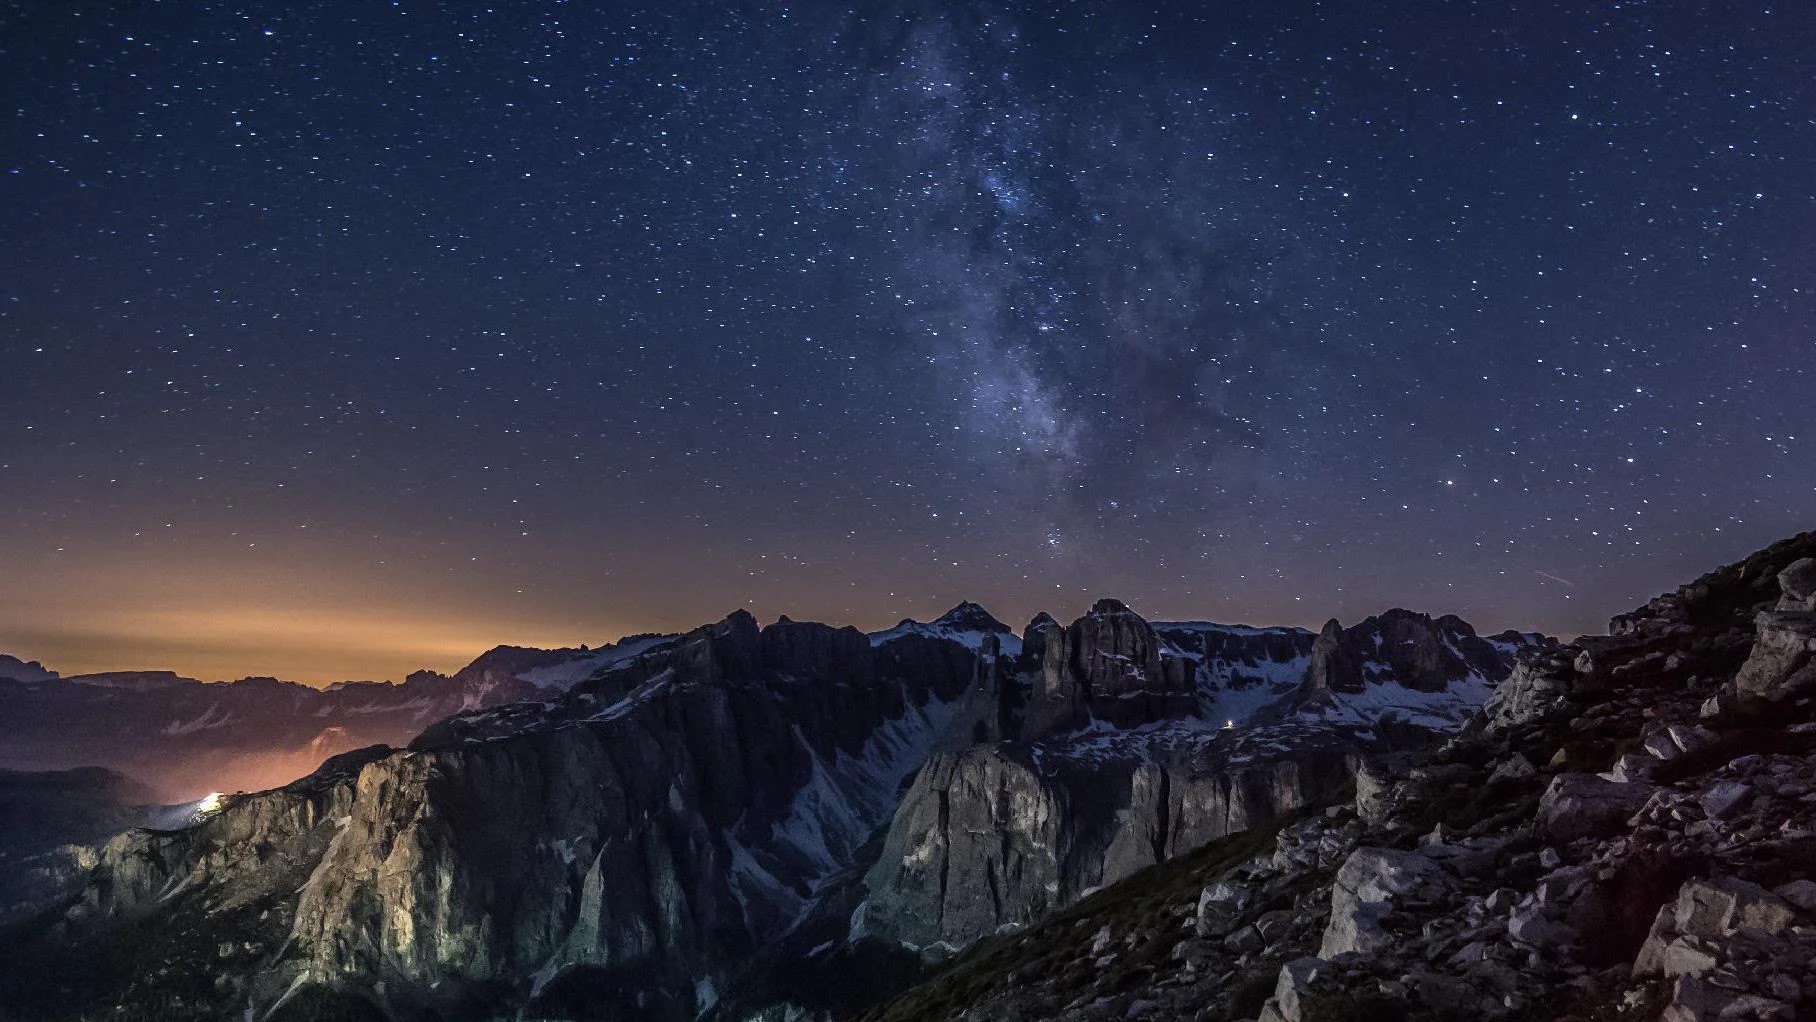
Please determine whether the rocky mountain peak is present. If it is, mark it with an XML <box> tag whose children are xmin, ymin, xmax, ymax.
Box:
<box><xmin>1434</xmin><ymin>611</ymin><xmax>1478</xmax><ymax>634</ymax></box>
<box><xmin>1015</xmin><ymin>597</ymin><xmax>1199</xmax><ymax>732</ymax></box>
<box><xmin>1066</xmin><ymin>597</ymin><xmax>1162</xmax><ymax>682</ymax></box>
<box><xmin>0</xmin><ymin>654</ymin><xmax>57</xmax><ymax>684</ymax></box>
<box><xmin>760</xmin><ymin>617</ymin><xmax>874</xmax><ymax>683</ymax></box>
<box><xmin>665</xmin><ymin>608</ymin><xmax>762</xmax><ymax>683</ymax></box>
<box><xmin>931</xmin><ymin>600</ymin><xmax>1010</xmax><ymax>635</ymax></box>
<box><xmin>1302</xmin><ymin>617</ymin><xmax>1365</xmax><ymax>698</ymax></box>
<box><xmin>1298</xmin><ymin>608</ymin><xmax>1514</xmax><ymax>701</ymax></box>
<box><xmin>1088</xmin><ymin>596</ymin><xmax>1138</xmax><ymax>617</ymax></box>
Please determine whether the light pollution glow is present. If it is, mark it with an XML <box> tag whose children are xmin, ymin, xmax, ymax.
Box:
<box><xmin>0</xmin><ymin>545</ymin><xmax>626</xmax><ymax>686</ymax></box>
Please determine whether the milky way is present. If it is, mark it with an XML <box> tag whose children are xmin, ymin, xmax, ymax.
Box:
<box><xmin>2</xmin><ymin>1</ymin><xmax>1812</xmax><ymax>682</ymax></box>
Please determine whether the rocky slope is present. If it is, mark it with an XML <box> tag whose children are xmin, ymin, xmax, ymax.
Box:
<box><xmin>0</xmin><ymin>633</ymin><xmax>675</xmax><ymax>800</ymax></box>
<box><xmin>861</xmin><ymin>530</ymin><xmax>1816</xmax><ymax>1022</ymax></box>
<box><xmin>0</xmin><ymin>600</ymin><xmax>1535</xmax><ymax>1022</ymax></box>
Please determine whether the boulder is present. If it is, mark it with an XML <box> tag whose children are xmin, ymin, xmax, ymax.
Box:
<box><xmin>1224</xmin><ymin>925</ymin><xmax>1264</xmax><ymax>955</ymax></box>
<box><xmin>1538</xmin><ymin>773</ymin><xmax>1654</xmax><ymax>843</ymax></box>
<box><xmin>1483</xmin><ymin>652</ymin><xmax>1575</xmax><ymax>730</ymax></box>
<box><xmin>1506</xmin><ymin>903</ymin><xmax>1573</xmax><ymax>949</ymax></box>
<box><xmin>1674</xmin><ymin>878</ymin><xmax>1794</xmax><ymax>937</ymax></box>
<box><xmin>1271</xmin><ymin>956</ymin><xmax>1326</xmax><ymax>1022</ymax></box>
<box><xmin>1777</xmin><ymin>557</ymin><xmax>1816</xmax><ymax>609</ymax></box>
<box><xmin>1194</xmin><ymin>880</ymin><xmax>1251</xmax><ymax>938</ymax></box>
<box><xmin>1488</xmin><ymin>753</ymin><xmax>1537</xmax><ymax>784</ymax></box>
<box><xmin>1659</xmin><ymin>939</ymin><xmax>1718</xmax><ymax>978</ymax></box>
<box><xmin>1666</xmin><ymin>724</ymin><xmax>1717</xmax><ymax>756</ymax></box>
<box><xmin>1662</xmin><ymin>976</ymin><xmax>1736</xmax><ymax>1022</ymax></box>
<box><xmin>1354</xmin><ymin>758</ymin><xmax>1401</xmax><ymax>828</ymax></box>
<box><xmin>1632</xmin><ymin>903</ymin><xmax>1677</xmax><ymax>976</ymax></box>
<box><xmin>1732</xmin><ymin>610</ymin><xmax>1816</xmax><ymax>702</ymax></box>
<box><xmin>1603</xmin><ymin>753</ymin><xmax>1657</xmax><ymax>783</ymax></box>
<box><xmin>1642</xmin><ymin>732</ymin><xmax>1684</xmax><ymax>761</ymax></box>
<box><xmin>1698</xmin><ymin>780</ymin><xmax>1752</xmax><ymax>820</ymax></box>
<box><xmin>1635</xmin><ymin>878</ymin><xmax>1798</xmax><ymax>979</ymax></box>
<box><xmin>1320</xmin><ymin>847</ymin><xmax>1455</xmax><ymax>958</ymax></box>
<box><xmin>1771</xmin><ymin>879</ymin><xmax>1816</xmax><ymax>913</ymax></box>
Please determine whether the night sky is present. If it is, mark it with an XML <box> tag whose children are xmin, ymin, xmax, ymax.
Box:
<box><xmin>3</xmin><ymin>1</ymin><xmax>1812</xmax><ymax>684</ymax></box>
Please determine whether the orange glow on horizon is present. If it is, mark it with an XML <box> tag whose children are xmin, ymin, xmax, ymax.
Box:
<box><xmin>0</xmin><ymin>546</ymin><xmax>630</xmax><ymax>686</ymax></box>
<box><xmin>3</xmin><ymin>604</ymin><xmax>605</xmax><ymax>686</ymax></box>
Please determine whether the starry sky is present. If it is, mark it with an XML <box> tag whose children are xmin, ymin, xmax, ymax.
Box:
<box><xmin>2</xmin><ymin>0</ymin><xmax>1812</xmax><ymax>684</ymax></box>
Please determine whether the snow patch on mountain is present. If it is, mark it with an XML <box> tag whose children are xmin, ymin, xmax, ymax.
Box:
<box><xmin>517</xmin><ymin>633</ymin><xmax>679</xmax><ymax>689</ymax></box>
<box><xmin>869</xmin><ymin>602</ymin><xmax>1022</xmax><ymax>656</ymax></box>
<box><xmin>869</xmin><ymin>620</ymin><xmax>1021</xmax><ymax>656</ymax></box>
<box><xmin>730</xmin><ymin>690</ymin><xmax>967</xmax><ymax>927</ymax></box>
<box><xmin>160</xmin><ymin>701</ymin><xmax>232</xmax><ymax>736</ymax></box>
<box><xmin>1302</xmin><ymin>671</ymin><xmax>1495</xmax><ymax>730</ymax></box>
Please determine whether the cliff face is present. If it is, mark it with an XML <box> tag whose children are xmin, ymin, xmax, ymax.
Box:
<box><xmin>276</xmin><ymin>614</ymin><xmax>975</xmax><ymax>1022</ymax></box>
<box><xmin>857</xmin><ymin>729</ymin><xmax>1357</xmax><ymax>952</ymax></box>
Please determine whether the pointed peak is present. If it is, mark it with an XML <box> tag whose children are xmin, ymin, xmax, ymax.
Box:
<box><xmin>1434</xmin><ymin>612</ymin><xmax>1477</xmax><ymax>636</ymax></box>
<box><xmin>1317</xmin><ymin>618</ymin><xmax>1344</xmax><ymax>638</ymax></box>
<box><xmin>933</xmin><ymin>601</ymin><xmax>1008</xmax><ymax>633</ymax></box>
<box><xmin>1025</xmin><ymin>611</ymin><xmax>1060</xmax><ymax>630</ymax></box>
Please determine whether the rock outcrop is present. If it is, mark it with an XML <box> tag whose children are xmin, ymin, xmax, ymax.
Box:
<box><xmin>1302</xmin><ymin>618</ymin><xmax>1365</xmax><ymax>698</ymax></box>
<box><xmin>1021</xmin><ymin>599</ymin><xmax>1204</xmax><ymax>736</ymax></box>
<box><xmin>1732</xmin><ymin>557</ymin><xmax>1816</xmax><ymax>703</ymax></box>
<box><xmin>1320</xmin><ymin>845</ymin><xmax>1457</xmax><ymax>957</ymax></box>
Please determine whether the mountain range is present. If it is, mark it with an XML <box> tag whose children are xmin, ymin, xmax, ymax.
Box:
<box><xmin>0</xmin><ymin>635</ymin><xmax>681</xmax><ymax>801</ymax></box>
<box><xmin>0</xmin><ymin>594</ymin><xmax>1549</xmax><ymax>1021</ymax></box>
